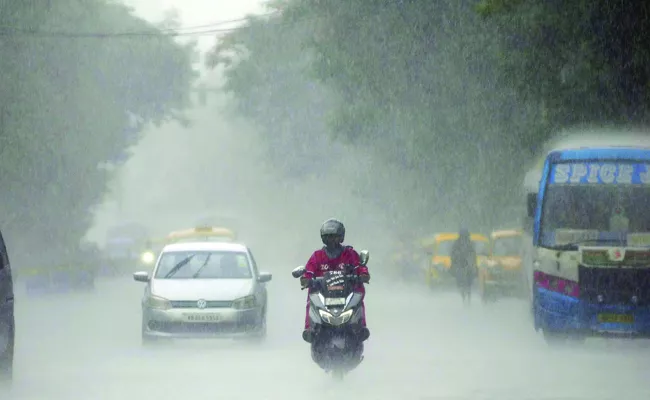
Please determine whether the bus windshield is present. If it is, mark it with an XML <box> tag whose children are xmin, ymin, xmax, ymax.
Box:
<box><xmin>540</xmin><ymin>162</ymin><xmax>650</xmax><ymax>248</ymax></box>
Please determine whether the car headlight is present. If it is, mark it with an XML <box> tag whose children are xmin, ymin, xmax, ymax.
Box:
<box><xmin>141</xmin><ymin>251</ymin><xmax>155</xmax><ymax>264</ymax></box>
<box><xmin>145</xmin><ymin>295</ymin><xmax>171</xmax><ymax>310</ymax></box>
<box><xmin>232</xmin><ymin>295</ymin><xmax>256</xmax><ymax>309</ymax></box>
<box><xmin>318</xmin><ymin>309</ymin><xmax>354</xmax><ymax>326</ymax></box>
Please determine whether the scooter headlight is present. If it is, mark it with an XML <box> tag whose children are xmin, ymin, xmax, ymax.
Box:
<box><xmin>318</xmin><ymin>309</ymin><xmax>354</xmax><ymax>326</ymax></box>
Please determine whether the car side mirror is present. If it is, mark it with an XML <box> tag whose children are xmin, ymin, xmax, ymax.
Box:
<box><xmin>258</xmin><ymin>272</ymin><xmax>272</xmax><ymax>283</ymax></box>
<box><xmin>359</xmin><ymin>250</ymin><xmax>370</xmax><ymax>266</ymax></box>
<box><xmin>527</xmin><ymin>193</ymin><xmax>537</xmax><ymax>217</ymax></box>
<box><xmin>291</xmin><ymin>265</ymin><xmax>305</xmax><ymax>278</ymax></box>
<box><xmin>133</xmin><ymin>271</ymin><xmax>150</xmax><ymax>283</ymax></box>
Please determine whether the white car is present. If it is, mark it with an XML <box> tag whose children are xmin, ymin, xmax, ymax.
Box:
<box><xmin>133</xmin><ymin>241</ymin><xmax>272</xmax><ymax>344</ymax></box>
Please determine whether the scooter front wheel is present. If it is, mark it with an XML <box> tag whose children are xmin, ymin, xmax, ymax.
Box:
<box><xmin>331</xmin><ymin>369</ymin><xmax>345</xmax><ymax>380</ymax></box>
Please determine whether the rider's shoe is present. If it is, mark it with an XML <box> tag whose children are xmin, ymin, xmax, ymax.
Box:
<box><xmin>358</xmin><ymin>327</ymin><xmax>370</xmax><ymax>341</ymax></box>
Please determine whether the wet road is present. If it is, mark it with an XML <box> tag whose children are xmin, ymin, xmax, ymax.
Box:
<box><xmin>4</xmin><ymin>275</ymin><xmax>650</xmax><ymax>400</ymax></box>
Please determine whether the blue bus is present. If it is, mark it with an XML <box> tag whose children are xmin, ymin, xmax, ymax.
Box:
<box><xmin>527</xmin><ymin>143</ymin><xmax>650</xmax><ymax>343</ymax></box>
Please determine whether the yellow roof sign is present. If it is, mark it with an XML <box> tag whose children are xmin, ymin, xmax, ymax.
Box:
<box><xmin>166</xmin><ymin>226</ymin><xmax>237</xmax><ymax>242</ymax></box>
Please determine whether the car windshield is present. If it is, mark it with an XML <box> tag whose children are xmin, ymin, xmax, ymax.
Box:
<box><xmin>540</xmin><ymin>161</ymin><xmax>650</xmax><ymax>248</ymax></box>
<box><xmin>436</xmin><ymin>240</ymin><xmax>454</xmax><ymax>256</ymax></box>
<box><xmin>492</xmin><ymin>236</ymin><xmax>522</xmax><ymax>256</ymax></box>
<box><xmin>154</xmin><ymin>250</ymin><xmax>252</xmax><ymax>279</ymax></box>
<box><xmin>473</xmin><ymin>240</ymin><xmax>488</xmax><ymax>256</ymax></box>
<box><xmin>437</xmin><ymin>239</ymin><xmax>487</xmax><ymax>256</ymax></box>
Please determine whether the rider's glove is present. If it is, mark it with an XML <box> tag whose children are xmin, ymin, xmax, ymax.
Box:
<box><xmin>300</xmin><ymin>276</ymin><xmax>311</xmax><ymax>289</ymax></box>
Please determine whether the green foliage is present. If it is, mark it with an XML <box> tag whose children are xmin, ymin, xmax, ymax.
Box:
<box><xmin>482</xmin><ymin>0</ymin><xmax>650</xmax><ymax>128</ymax></box>
<box><xmin>207</xmin><ymin>6</ymin><xmax>343</xmax><ymax>179</ymax></box>
<box><xmin>475</xmin><ymin>0</ymin><xmax>524</xmax><ymax>17</ymax></box>
<box><xmin>0</xmin><ymin>1</ymin><xmax>196</xmax><ymax>266</ymax></box>
<box><xmin>210</xmin><ymin>0</ymin><xmax>650</xmax><ymax>235</ymax></box>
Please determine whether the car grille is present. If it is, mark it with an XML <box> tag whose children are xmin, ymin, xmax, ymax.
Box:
<box><xmin>149</xmin><ymin>321</ymin><xmax>252</xmax><ymax>334</ymax></box>
<box><xmin>579</xmin><ymin>265</ymin><xmax>650</xmax><ymax>306</ymax></box>
<box><xmin>169</xmin><ymin>300</ymin><xmax>232</xmax><ymax>309</ymax></box>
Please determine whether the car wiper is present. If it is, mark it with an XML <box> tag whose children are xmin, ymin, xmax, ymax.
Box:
<box><xmin>545</xmin><ymin>238</ymin><xmax>625</xmax><ymax>251</ymax></box>
<box><xmin>164</xmin><ymin>255</ymin><xmax>196</xmax><ymax>278</ymax></box>
<box><xmin>191</xmin><ymin>254</ymin><xmax>212</xmax><ymax>278</ymax></box>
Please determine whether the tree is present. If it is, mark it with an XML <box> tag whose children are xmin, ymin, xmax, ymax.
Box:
<box><xmin>210</xmin><ymin>0</ymin><xmax>650</xmax><ymax>236</ymax></box>
<box><xmin>0</xmin><ymin>1</ymin><xmax>196</xmax><ymax>267</ymax></box>
<box><xmin>207</xmin><ymin>4</ymin><xmax>345</xmax><ymax>180</ymax></box>
<box><xmin>210</xmin><ymin>0</ymin><xmax>527</xmax><ymax>231</ymax></box>
<box><xmin>477</xmin><ymin>0</ymin><xmax>650</xmax><ymax>128</ymax></box>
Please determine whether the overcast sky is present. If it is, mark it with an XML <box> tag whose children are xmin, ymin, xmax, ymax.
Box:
<box><xmin>124</xmin><ymin>0</ymin><xmax>267</xmax><ymax>53</ymax></box>
<box><xmin>87</xmin><ymin>0</ymin><xmax>267</xmax><ymax>242</ymax></box>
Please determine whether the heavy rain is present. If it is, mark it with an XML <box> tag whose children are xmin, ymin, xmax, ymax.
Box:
<box><xmin>1</xmin><ymin>0</ymin><xmax>650</xmax><ymax>399</ymax></box>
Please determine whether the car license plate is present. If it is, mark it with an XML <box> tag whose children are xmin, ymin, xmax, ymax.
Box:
<box><xmin>325</xmin><ymin>297</ymin><xmax>346</xmax><ymax>306</ymax></box>
<box><xmin>184</xmin><ymin>313</ymin><xmax>221</xmax><ymax>322</ymax></box>
<box><xmin>597</xmin><ymin>313</ymin><xmax>634</xmax><ymax>324</ymax></box>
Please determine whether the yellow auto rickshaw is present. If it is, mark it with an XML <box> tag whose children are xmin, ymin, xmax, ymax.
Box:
<box><xmin>478</xmin><ymin>229</ymin><xmax>524</xmax><ymax>303</ymax></box>
<box><xmin>139</xmin><ymin>226</ymin><xmax>238</xmax><ymax>269</ymax></box>
<box><xmin>422</xmin><ymin>232</ymin><xmax>489</xmax><ymax>290</ymax></box>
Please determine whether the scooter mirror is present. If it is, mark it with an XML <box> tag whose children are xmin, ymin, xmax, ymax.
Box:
<box><xmin>291</xmin><ymin>265</ymin><xmax>306</xmax><ymax>278</ymax></box>
<box><xmin>359</xmin><ymin>250</ymin><xmax>370</xmax><ymax>266</ymax></box>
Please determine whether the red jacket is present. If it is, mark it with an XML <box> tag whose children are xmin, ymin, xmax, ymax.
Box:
<box><xmin>304</xmin><ymin>246</ymin><xmax>369</xmax><ymax>294</ymax></box>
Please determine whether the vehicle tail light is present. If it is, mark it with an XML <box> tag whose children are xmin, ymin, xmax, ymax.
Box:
<box><xmin>534</xmin><ymin>270</ymin><xmax>579</xmax><ymax>298</ymax></box>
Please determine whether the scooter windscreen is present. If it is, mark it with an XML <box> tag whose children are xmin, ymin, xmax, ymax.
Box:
<box><xmin>320</xmin><ymin>271</ymin><xmax>353</xmax><ymax>298</ymax></box>
<box><xmin>309</xmin><ymin>271</ymin><xmax>362</xmax><ymax>312</ymax></box>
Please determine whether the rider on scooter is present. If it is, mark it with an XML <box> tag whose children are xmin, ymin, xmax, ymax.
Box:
<box><xmin>301</xmin><ymin>218</ymin><xmax>370</xmax><ymax>343</ymax></box>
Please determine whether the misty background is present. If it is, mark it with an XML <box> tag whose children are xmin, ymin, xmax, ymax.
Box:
<box><xmin>4</xmin><ymin>0</ymin><xmax>649</xmax><ymax>273</ymax></box>
<box><xmin>78</xmin><ymin>0</ymin><xmax>404</xmax><ymax>269</ymax></box>
<box><xmin>3</xmin><ymin>1</ymin><xmax>650</xmax><ymax>399</ymax></box>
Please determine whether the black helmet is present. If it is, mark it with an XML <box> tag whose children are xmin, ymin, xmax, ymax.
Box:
<box><xmin>320</xmin><ymin>218</ymin><xmax>345</xmax><ymax>244</ymax></box>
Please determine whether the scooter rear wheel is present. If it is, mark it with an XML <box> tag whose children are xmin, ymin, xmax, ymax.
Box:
<box><xmin>331</xmin><ymin>369</ymin><xmax>345</xmax><ymax>380</ymax></box>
